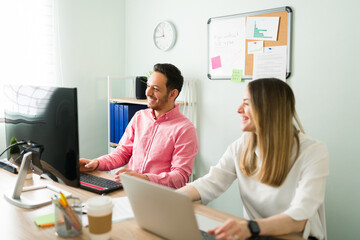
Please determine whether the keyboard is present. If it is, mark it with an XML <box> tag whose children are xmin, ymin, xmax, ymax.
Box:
<box><xmin>200</xmin><ymin>230</ymin><xmax>283</xmax><ymax>240</ymax></box>
<box><xmin>200</xmin><ymin>230</ymin><xmax>215</xmax><ymax>240</ymax></box>
<box><xmin>79</xmin><ymin>173</ymin><xmax>122</xmax><ymax>194</ymax></box>
<box><xmin>0</xmin><ymin>158</ymin><xmax>18</xmax><ymax>174</ymax></box>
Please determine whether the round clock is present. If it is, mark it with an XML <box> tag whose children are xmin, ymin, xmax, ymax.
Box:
<box><xmin>153</xmin><ymin>21</ymin><xmax>177</xmax><ymax>51</ymax></box>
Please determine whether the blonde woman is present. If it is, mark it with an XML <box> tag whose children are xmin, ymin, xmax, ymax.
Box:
<box><xmin>178</xmin><ymin>78</ymin><xmax>329</xmax><ymax>240</ymax></box>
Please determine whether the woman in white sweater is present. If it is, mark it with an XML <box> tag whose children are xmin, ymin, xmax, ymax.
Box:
<box><xmin>178</xmin><ymin>78</ymin><xmax>329</xmax><ymax>240</ymax></box>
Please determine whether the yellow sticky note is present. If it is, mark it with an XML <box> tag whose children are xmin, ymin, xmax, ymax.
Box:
<box><xmin>231</xmin><ymin>69</ymin><xmax>243</xmax><ymax>82</ymax></box>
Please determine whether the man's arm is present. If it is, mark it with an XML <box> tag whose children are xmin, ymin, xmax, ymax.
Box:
<box><xmin>114</xmin><ymin>168</ymin><xmax>149</xmax><ymax>182</ymax></box>
<box><xmin>96</xmin><ymin>118</ymin><xmax>137</xmax><ymax>171</ymax></box>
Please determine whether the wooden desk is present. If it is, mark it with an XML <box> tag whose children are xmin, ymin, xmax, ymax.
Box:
<box><xmin>0</xmin><ymin>169</ymin><xmax>304</xmax><ymax>240</ymax></box>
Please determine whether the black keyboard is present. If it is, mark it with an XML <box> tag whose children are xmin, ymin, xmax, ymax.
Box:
<box><xmin>79</xmin><ymin>173</ymin><xmax>122</xmax><ymax>194</ymax></box>
<box><xmin>200</xmin><ymin>231</ymin><xmax>283</xmax><ymax>240</ymax></box>
<box><xmin>0</xmin><ymin>158</ymin><xmax>18</xmax><ymax>174</ymax></box>
<box><xmin>200</xmin><ymin>230</ymin><xmax>215</xmax><ymax>240</ymax></box>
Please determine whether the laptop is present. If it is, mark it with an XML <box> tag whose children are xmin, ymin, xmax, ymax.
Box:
<box><xmin>120</xmin><ymin>174</ymin><xmax>220</xmax><ymax>240</ymax></box>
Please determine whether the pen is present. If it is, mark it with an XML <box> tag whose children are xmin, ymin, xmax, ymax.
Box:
<box><xmin>60</xmin><ymin>194</ymin><xmax>82</xmax><ymax>231</ymax></box>
<box><xmin>53</xmin><ymin>194</ymin><xmax>82</xmax><ymax>231</ymax></box>
<box><xmin>59</xmin><ymin>192</ymin><xmax>69</xmax><ymax>207</ymax></box>
<box><xmin>62</xmin><ymin>206</ymin><xmax>82</xmax><ymax>231</ymax></box>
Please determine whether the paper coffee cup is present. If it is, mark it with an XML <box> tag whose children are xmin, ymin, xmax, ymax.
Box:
<box><xmin>86</xmin><ymin>196</ymin><xmax>113</xmax><ymax>240</ymax></box>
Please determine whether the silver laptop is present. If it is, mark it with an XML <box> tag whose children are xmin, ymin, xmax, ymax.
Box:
<box><xmin>120</xmin><ymin>174</ymin><xmax>221</xmax><ymax>240</ymax></box>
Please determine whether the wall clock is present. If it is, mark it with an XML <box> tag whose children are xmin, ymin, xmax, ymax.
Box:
<box><xmin>153</xmin><ymin>21</ymin><xmax>177</xmax><ymax>51</ymax></box>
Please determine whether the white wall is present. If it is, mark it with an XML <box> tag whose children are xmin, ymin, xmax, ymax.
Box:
<box><xmin>57</xmin><ymin>0</ymin><xmax>126</xmax><ymax>158</ymax></box>
<box><xmin>123</xmin><ymin>0</ymin><xmax>360</xmax><ymax>239</ymax></box>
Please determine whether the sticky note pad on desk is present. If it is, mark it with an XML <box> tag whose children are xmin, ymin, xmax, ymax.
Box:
<box><xmin>34</xmin><ymin>213</ymin><xmax>55</xmax><ymax>227</ymax></box>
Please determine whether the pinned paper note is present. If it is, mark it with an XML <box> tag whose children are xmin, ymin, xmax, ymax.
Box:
<box><xmin>246</xmin><ymin>17</ymin><xmax>279</xmax><ymax>41</ymax></box>
<box><xmin>211</xmin><ymin>56</ymin><xmax>222</xmax><ymax>69</ymax></box>
<box><xmin>231</xmin><ymin>69</ymin><xmax>243</xmax><ymax>82</ymax></box>
<box><xmin>248</xmin><ymin>41</ymin><xmax>263</xmax><ymax>54</ymax></box>
<box><xmin>253</xmin><ymin>46</ymin><xmax>287</xmax><ymax>81</ymax></box>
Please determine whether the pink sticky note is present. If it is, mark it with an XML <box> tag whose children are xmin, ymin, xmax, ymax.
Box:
<box><xmin>211</xmin><ymin>56</ymin><xmax>222</xmax><ymax>69</ymax></box>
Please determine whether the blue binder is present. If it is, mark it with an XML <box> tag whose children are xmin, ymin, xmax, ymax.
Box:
<box><xmin>114</xmin><ymin>104</ymin><xmax>120</xmax><ymax>143</ymax></box>
<box><xmin>118</xmin><ymin>104</ymin><xmax>124</xmax><ymax>140</ymax></box>
<box><xmin>110</xmin><ymin>103</ymin><xmax>115</xmax><ymax>143</ymax></box>
<box><xmin>123</xmin><ymin>104</ymin><xmax>147</xmax><ymax>131</ymax></box>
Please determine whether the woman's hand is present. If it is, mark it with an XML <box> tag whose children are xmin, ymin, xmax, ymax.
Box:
<box><xmin>208</xmin><ymin>219</ymin><xmax>250</xmax><ymax>240</ymax></box>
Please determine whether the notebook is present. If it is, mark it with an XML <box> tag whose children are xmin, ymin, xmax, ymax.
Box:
<box><xmin>120</xmin><ymin>174</ymin><xmax>221</xmax><ymax>240</ymax></box>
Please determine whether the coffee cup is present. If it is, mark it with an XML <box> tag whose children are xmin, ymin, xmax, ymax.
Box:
<box><xmin>86</xmin><ymin>196</ymin><xmax>113</xmax><ymax>240</ymax></box>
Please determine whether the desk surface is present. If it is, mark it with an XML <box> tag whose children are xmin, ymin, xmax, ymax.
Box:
<box><xmin>0</xmin><ymin>169</ymin><xmax>304</xmax><ymax>240</ymax></box>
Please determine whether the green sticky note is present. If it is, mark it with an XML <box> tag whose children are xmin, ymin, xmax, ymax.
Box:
<box><xmin>231</xmin><ymin>69</ymin><xmax>243</xmax><ymax>82</ymax></box>
<box><xmin>34</xmin><ymin>213</ymin><xmax>55</xmax><ymax>226</ymax></box>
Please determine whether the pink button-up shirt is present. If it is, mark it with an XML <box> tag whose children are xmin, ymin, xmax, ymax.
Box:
<box><xmin>97</xmin><ymin>104</ymin><xmax>199</xmax><ymax>189</ymax></box>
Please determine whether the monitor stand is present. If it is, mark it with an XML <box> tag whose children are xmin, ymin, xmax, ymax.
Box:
<box><xmin>4</xmin><ymin>151</ymin><xmax>71</xmax><ymax>209</ymax></box>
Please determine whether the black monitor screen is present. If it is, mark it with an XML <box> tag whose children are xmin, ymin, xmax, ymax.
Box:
<box><xmin>3</xmin><ymin>85</ymin><xmax>80</xmax><ymax>187</ymax></box>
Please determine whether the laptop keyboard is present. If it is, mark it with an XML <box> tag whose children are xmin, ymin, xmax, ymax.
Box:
<box><xmin>199</xmin><ymin>231</ymin><xmax>285</xmax><ymax>240</ymax></box>
<box><xmin>80</xmin><ymin>173</ymin><xmax>122</xmax><ymax>194</ymax></box>
<box><xmin>200</xmin><ymin>230</ymin><xmax>216</xmax><ymax>240</ymax></box>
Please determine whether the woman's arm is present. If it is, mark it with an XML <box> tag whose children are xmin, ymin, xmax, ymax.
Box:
<box><xmin>257</xmin><ymin>214</ymin><xmax>306</xmax><ymax>236</ymax></box>
<box><xmin>176</xmin><ymin>186</ymin><xmax>307</xmax><ymax>240</ymax></box>
<box><xmin>208</xmin><ymin>214</ymin><xmax>306</xmax><ymax>240</ymax></box>
<box><xmin>176</xmin><ymin>185</ymin><xmax>201</xmax><ymax>201</ymax></box>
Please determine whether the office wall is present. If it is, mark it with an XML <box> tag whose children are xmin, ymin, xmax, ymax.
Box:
<box><xmin>123</xmin><ymin>0</ymin><xmax>360</xmax><ymax>239</ymax></box>
<box><xmin>56</xmin><ymin>0</ymin><xmax>126</xmax><ymax>158</ymax></box>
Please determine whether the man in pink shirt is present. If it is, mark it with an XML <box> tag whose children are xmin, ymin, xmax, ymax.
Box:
<box><xmin>79</xmin><ymin>63</ymin><xmax>199</xmax><ymax>189</ymax></box>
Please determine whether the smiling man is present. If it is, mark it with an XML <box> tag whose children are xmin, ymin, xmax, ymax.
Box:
<box><xmin>79</xmin><ymin>63</ymin><xmax>199</xmax><ymax>189</ymax></box>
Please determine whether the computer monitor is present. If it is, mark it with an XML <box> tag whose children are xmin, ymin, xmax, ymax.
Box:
<box><xmin>3</xmin><ymin>84</ymin><xmax>80</xmax><ymax>187</ymax></box>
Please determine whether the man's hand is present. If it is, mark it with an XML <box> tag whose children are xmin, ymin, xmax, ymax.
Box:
<box><xmin>79</xmin><ymin>158</ymin><xmax>99</xmax><ymax>172</ymax></box>
<box><xmin>114</xmin><ymin>168</ymin><xmax>149</xmax><ymax>182</ymax></box>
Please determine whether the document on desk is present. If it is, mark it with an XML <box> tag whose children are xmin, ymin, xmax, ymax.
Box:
<box><xmin>82</xmin><ymin>196</ymin><xmax>134</xmax><ymax>226</ymax></box>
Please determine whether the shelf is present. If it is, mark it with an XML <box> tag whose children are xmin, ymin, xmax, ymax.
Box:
<box><xmin>110</xmin><ymin>98</ymin><xmax>148</xmax><ymax>105</ymax></box>
<box><xmin>109</xmin><ymin>98</ymin><xmax>185</xmax><ymax>106</ymax></box>
<box><xmin>109</xmin><ymin>142</ymin><xmax>118</xmax><ymax>148</ymax></box>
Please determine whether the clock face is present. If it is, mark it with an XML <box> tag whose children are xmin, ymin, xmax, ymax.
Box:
<box><xmin>153</xmin><ymin>21</ymin><xmax>176</xmax><ymax>51</ymax></box>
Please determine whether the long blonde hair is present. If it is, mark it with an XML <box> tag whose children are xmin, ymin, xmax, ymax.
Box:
<box><xmin>239</xmin><ymin>78</ymin><xmax>304</xmax><ymax>187</ymax></box>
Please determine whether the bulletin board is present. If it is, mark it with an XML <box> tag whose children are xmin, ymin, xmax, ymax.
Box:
<box><xmin>207</xmin><ymin>6</ymin><xmax>292</xmax><ymax>80</ymax></box>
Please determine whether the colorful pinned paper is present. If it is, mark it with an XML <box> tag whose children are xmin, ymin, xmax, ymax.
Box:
<box><xmin>211</xmin><ymin>56</ymin><xmax>222</xmax><ymax>69</ymax></box>
<box><xmin>231</xmin><ymin>69</ymin><xmax>243</xmax><ymax>82</ymax></box>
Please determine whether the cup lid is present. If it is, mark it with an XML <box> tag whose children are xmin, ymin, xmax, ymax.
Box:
<box><xmin>86</xmin><ymin>196</ymin><xmax>113</xmax><ymax>210</ymax></box>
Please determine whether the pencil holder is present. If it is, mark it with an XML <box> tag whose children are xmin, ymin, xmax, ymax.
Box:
<box><xmin>53</xmin><ymin>196</ymin><xmax>83</xmax><ymax>238</ymax></box>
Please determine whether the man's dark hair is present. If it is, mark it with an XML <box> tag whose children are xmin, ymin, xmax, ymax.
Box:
<box><xmin>153</xmin><ymin>63</ymin><xmax>184</xmax><ymax>96</ymax></box>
